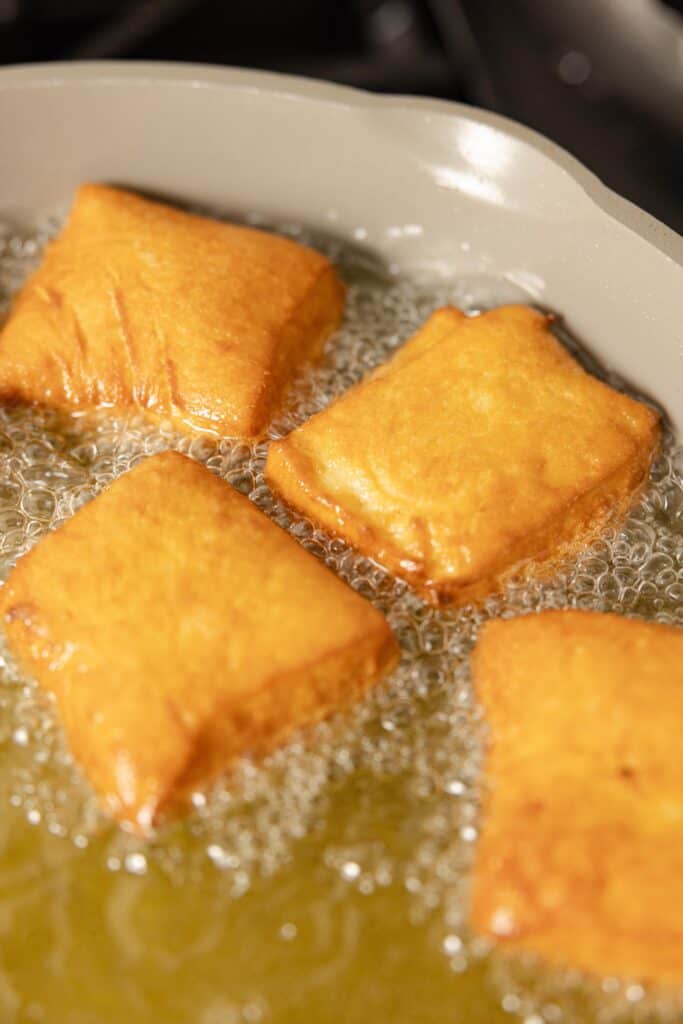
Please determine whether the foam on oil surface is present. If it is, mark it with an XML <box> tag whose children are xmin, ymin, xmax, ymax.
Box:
<box><xmin>0</xmin><ymin>212</ymin><xmax>682</xmax><ymax>1024</ymax></box>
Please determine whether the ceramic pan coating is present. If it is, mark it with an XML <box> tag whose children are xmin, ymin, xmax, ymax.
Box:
<box><xmin>0</xmin><ymin>61</ymin><xmax>681</xmax><ymax>432</ymax></box>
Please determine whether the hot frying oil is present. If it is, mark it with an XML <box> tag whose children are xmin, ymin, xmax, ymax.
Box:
<box><xmin>0</xmin><ymin>213</ymin><xmax>681</xmax><ymax>1024</ymax></box>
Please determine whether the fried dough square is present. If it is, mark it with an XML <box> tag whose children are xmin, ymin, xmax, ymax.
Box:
<box><xmin>266</xmin><ymin>306</ymin><xmax>659</xmax><ymax>606</ymax></box>
<box><xmin>0</xmin><ymin>185</ymin><xmax>345</xmax><ymax>438</ymax></box>
<box><xmin>0</xmin><ymin>452</ymin><xmax>398</xmax><ymax>832</ymax></box>
<box><xmin>471</xmin><ymin>610</ymin><xmax>683</xmax><ymax>983</ymax></box>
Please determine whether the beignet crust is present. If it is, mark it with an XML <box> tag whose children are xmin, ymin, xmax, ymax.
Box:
<box><xmin>0</xmin><ymin>452</ymin><xmax>398</xmax><ymax>832</ymax></box>
<box><xmin>266</xmin><ymin>306</ymin><xmax>659</xmax><ymax>606</ymax></box>
<box><xmin>0</xmin><ymin>185</ymin><xmax>345</xmax><ymax>438</ymax></box>
<box><xmin>471</xmin><ymin>610</ymin><xmax>683</xmax><ymax>983</ymax></box>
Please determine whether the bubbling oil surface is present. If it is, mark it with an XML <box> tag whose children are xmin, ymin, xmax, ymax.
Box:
<box><xmin>0</xmin><ymin>212</ymin><xmax>681</xmax><ymax>1024</ymax></box>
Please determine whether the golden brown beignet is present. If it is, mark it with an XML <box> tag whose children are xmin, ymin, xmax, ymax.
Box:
<box><xmin>0</xmin><ymin>185</ymin><xmax>345</xmax><ymax>438</ymax></box>
<box><xmin>0</xmin><ymin>452</ymin><xmax>398</xmax><ymax>832</ymax></box>
<box><xmin>266</xmin><ymin>306</ymin><xmax>659</xmax><ymax>606</ymax></box>
<box><xmin>471</xmin><ymin>610</ymin><xmax>683</xmax><ymax>984</ymax></box>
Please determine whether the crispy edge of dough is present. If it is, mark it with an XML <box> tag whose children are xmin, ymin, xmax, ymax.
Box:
<box><xmin>0</xmin><ymin>452</ymin><xmax>399</xmax><ymax>830</ymax></box>
<box><xmin>0</xmin><ymin>186</ymin><xmax>347</xmax><ymax>440</ymax></box>
<box><xmin>468</xmin><ymin>611</ymin><xmax>683</xmax><ymax>983</ymax></box>
<box><xmin>167</xmin><ymin>623</ymin><xmax>400</xmax><ymax>818</ymax></box>
<box><xmin>235</xmin><ymin>263</ymin><xmax>346</xmax><ymax>439</ymax></box>
<box><xmin>265</xmin><ymin>398</ymin><xmax>659</xmax><ymax>607</ymax></box>
<box><xmin>59</xmin><ymin>605</ymin><xmax>399</xmax><ymax>830</ymax></box>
